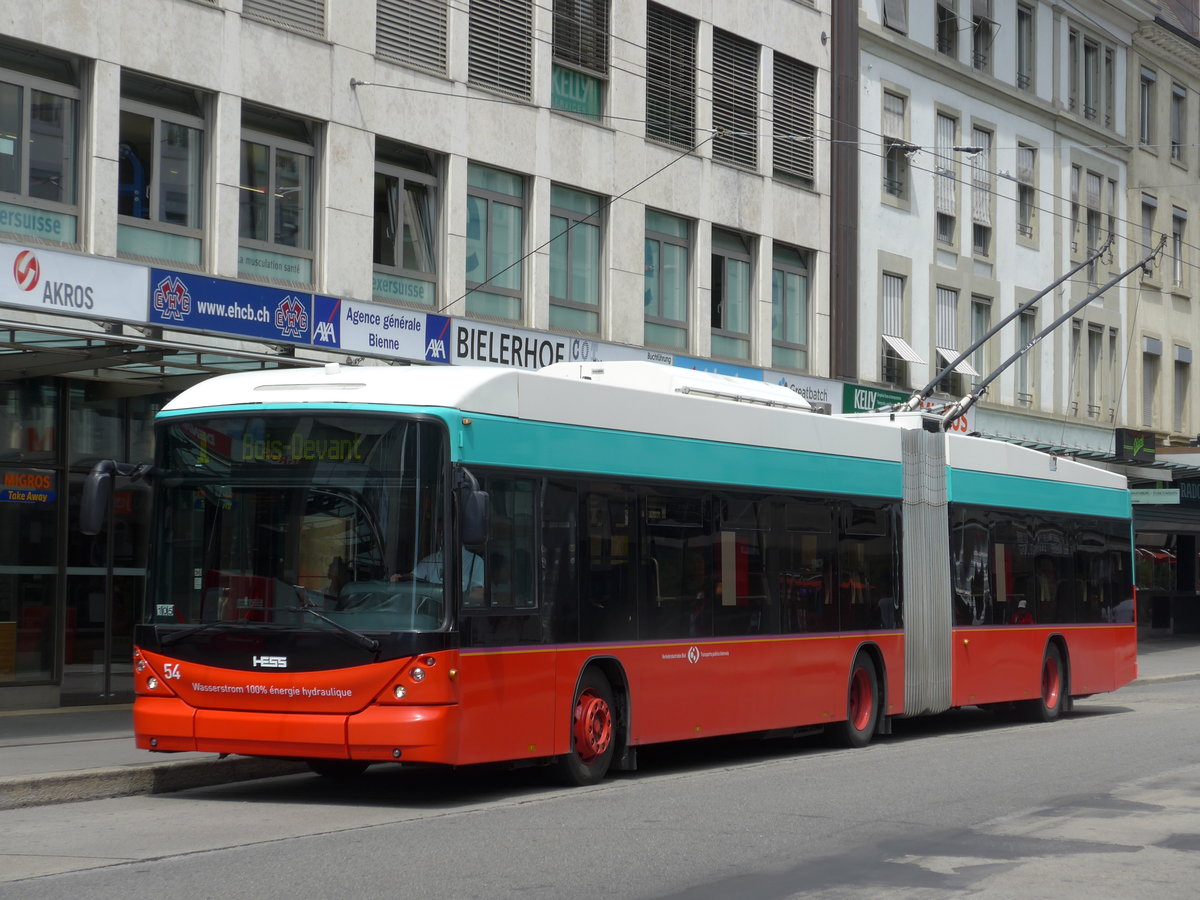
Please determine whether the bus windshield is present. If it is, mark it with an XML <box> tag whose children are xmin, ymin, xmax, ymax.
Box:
<box><xmin>147</xmin><ymin>413</ymin><xmax>450</xmax><ymax>637</ymax></box>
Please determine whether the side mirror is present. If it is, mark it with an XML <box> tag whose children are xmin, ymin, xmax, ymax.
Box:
<box><xmin>460</xmin><ymin>489</ymin><xmax>490</xmax><ymax>549</ymax></box>
<box><xmin>80</xmin><ymin>460</ymin><xmax>116</xmax><ymax>536</ymax></box>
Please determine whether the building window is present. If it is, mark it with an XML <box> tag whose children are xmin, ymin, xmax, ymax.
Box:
<box><xmin>238</xmin><ymin>105</ymin><xmax>315</xmax><ymax>284</ymax></box>
<box><xmin>1016</xmin><ymin>309</ymin><xmax>1036</xmax><ymax>404</ymax></box>
<box><xmin>1016</xmin><ymin>3</ymin><xmax>1034</xmax><ymax>90</ymax></box>
<box><xmin>1068</xmin><ymin>29</ymin><xmax>1079</xmax><ymax>112</ymax></box>
<box><xmin>117</xmin><ymin>73</ymin><xmax>204</xmax><ymax>267</ymax></box>
<box><xmin>465</xmin><ymin>163</ymin><xmax>524</xmax><ymax>321</ymax></box>
<box><xmin>243</xmin><ymin>0</ymin><xmax>325</xmax><ymax>37</ymax></box>
<box><xmin>936</xmin><ymin>3</ymin><xmax>957</xmax><ymax>58</ymax></box>
<box><xmin>882</xmin><ymin>272</ymin><xmax>921</xmax><ymax>386</ymax></box>
<box><xmin>1086</xmin><ymin>324</ymin><xmax>1102</xmax><ymax>417</ymax></box>
<box><xmin>1143</xmin><ymin>337</ymin><xmax>1162</xmax><ymax>429</ymax></box>
<box><xmin>373</xmin><ymin>140</ymin><xmax>438</xmax><ymax>307</ymax></box>
<box><xmin>377</xmin><ymin>0</ymin><xmax>449</xmax><ymax>75</ymax></box>
<box><xmin>551</xmin><ymin>0</ymin><xmax>609</xmax><ymax>120</ymax></box>
<box><xmin>1108</xmin><ymin>328</ymin><xmax>1119</xmax><ymax>414</ymax></box>
<box><xmin>1085</xmin><ymin>171</ymin><xmax>1102</xmax><ymax>283</ymax></box>
<box><xmin>0</xmin><ymin>42</ymin><xmax>80</xmax><ymax>245</ymax></box>
<box><xmin>1104</xmin><ymin>48</ymin><xmax>1114</xmax><ymax>127</ymax></box>
<box><xmin>936</xmin><ymin>286</ymin><xmax>974</xmax><ymax>396</ymax></box>
<box><xmin>1082</xmin><ymin>38</ymin><xmax>1099</xmax><ymax>120</ymax></box>
<box><xmin>1069</xmin><ymin>165</ymin><xmax>1081</xmax><ymax>252</ymax></box>
<box><xmin>1016</xmin><ymin>144</ymin><xmax>1036</xmax><ymax>239</ymax></box>
<box><xmin>645</xmin><ymin>3</ymin><xmax>696</xmax><ymax>149</ymax></box>
<box><xmin>771</xmin><ymin>243</ymin><xmax>809</xmax><ymax>371</ymax></box>
<box><xmin>712</xmin><ymin>30</ymin><xmax>758</xmax><ymax>169</ymax></box>
<box><xmin>549</xmin><ymin>184</ymin><xmax>602</xmax><ymax>334</ymax></box>
<box><xmin>1175</xmin><ymin>346</ymin><xmax>1191</xmax><ymax>434</ymax></box>
<box><xmin>773</xmin><ymin>53</ymin><xmax>816</xmax><ymax>186</ymax></box>
<box><xmin>468</xmin><ymin>0</ymin><xmax>533</xmax><ymax>100</ymax></box>
<box><xmin>970</xmin><ymin>127</ymin><xmax>991</xmax><ymax>257</ymax></box>
<box><xmin>1142</xmin><ymin>194</ymin><xmax>1157</xmax><ymax>266</ymax></box>
<box><xmin>972</xmin><ymin>1</ymin><xmax>993</xmax><ymax>72</ymax></box>
<box><xmin>710</xmin><ymin>228</ymin><xmax>752</xmax><ymax>361</ymax></box>
<box><xmin>1171</xmin><ymin>83</ymin><xmax>1186</xmax><ymax>163</ymax></box>
<box><xmin>882</xmin><ymin>91</ymin><xmax>909</xmax><ymax>200</ymax></box>
<box><xmin>1140</xmin><ymin>67</ymin><xmax>1156</xmax><ymax>145</ymax></box>
<box><xmin>970</xmin><ymin>295</ymin><xmax>990</xmax><ymax>381</ymax></box>
<box><xmin>1107</xmin><ymin>178</ymin><xmax>1118</xmax><ymax>253</ymax></box>
<box><xmin>1172</xmin><ymin>208</ymin><xmax>1187</xmax><ymax>289</ymax></box>
<box><xmin>882</xmin><ymin>0</ymin><xmax>907</xmax><ymax>35</ymax></box>
<box><xmin>644</xmin><ymin>209</ymin><xmax>689</xmax><ymax>350</ymax></box>
<box><xmin>935</xmin><ymin>112</ymin><xmax>957</xmax><ymax>245</ymax></box>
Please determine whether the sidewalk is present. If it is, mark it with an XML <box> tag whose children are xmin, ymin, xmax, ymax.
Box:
<box><xmin>2</xmin><ymin>634</ymin><xmax>1198</xmax><ymax>811</ymax></box>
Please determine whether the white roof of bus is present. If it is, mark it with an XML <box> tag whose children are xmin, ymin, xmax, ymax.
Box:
<box><xmin>159</xmin><ymin>362</ymin><xmax>1127</xmax><ymax>489</ymax></box>
<box><xmin>161</xmin><ymin>361</ymin><xmax>905</xmax><ymax>463</ymax></box>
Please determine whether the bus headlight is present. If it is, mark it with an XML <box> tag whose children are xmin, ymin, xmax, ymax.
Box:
<box><xmin>410</xmin><ymin>667</ymin><xmax>426</xmax><ymax>683</ymax></box>
<box><xmin>393</xmin><ymin>685</ymin><xmax>407</xmax><ymax>700</ymax></box>
<box><xmin>147</xmin><ymin>677</ymin><xmax>159</xmax><ymax>690</ymax></box>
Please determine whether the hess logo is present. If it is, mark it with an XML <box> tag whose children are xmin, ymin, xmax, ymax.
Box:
<box><xmin>252</xmin><ymin>655</ymin><xmax>288</xmax><ymax>668</ymax></box>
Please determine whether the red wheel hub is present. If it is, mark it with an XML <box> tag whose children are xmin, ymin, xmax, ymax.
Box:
<box><xmin>849</xmin><ymin>667</ymin><xmax>873</xmax><ymax>732</ymax></box>
<box><xmin>1042</xmin><ymin>655</ymin><xmax>1061</xmax><ymax>710</ymax></box>
<box><xmin>572</xmin><ymin>689</ymin><xmax>613</xmax><ymax>764</ymax></box>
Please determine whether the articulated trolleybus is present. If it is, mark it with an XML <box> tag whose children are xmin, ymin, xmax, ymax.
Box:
<box><xmin>95</xmin><ymin>361</ymin><xmax>1136</xmax><ymax>784</ymax></box>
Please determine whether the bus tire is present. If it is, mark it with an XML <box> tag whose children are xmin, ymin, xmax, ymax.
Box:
<box><xmin>834</xmin><ymin>652</ymin><xmax>880</xmax><ymax>748</ymax></box>
<box><xmin>307</xmin><ymin>759</ymin><xmax>370</xmax><ymax>779</ymax></box>
<box><xmin>1025</xmin><ymin>643</ymin><xmax>1066</xmax><ymax>723</ymax></box>
<box><xmin>555</xmin><ymin>669</ymin><xmax>616</xmax><ymax>787</ymax></box>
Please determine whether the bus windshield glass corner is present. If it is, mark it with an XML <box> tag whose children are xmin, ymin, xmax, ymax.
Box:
<box><xmin>149</xmin><ymin>414</ymin><xmax>450</xmax><ymax>635</ymax></box>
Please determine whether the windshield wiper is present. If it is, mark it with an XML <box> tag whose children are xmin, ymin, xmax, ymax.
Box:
<box><xmin>160</xmin><ymin>620</ymin><xmax>236</xmax><ymax>647</ymax></box>
<box><xmin>286</xmin><ymin>603</ymin><xmax>381</xmax><ymax>653</ymax></box>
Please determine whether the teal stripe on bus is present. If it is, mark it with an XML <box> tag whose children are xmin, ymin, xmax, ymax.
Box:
<box><xmin>948</xmin><ymin>468</ymin><xmax>1130</xmax><ymax>519</ymax></box>
<box><xmin>458</xmin><ymin>415</ymin><xmax>903</xmax><ymax>497</ymax></box>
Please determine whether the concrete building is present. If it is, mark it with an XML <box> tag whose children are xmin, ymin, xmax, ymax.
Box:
<box><xmin>0</xmin><ymin>0</ymin><xmax>833</xmax><ymax>708</ymax></box>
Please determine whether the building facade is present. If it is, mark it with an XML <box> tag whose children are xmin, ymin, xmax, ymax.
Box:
<box><xmin>0</xmin><ymin>0</ymin><xmax>835</xmax><ymax>708</ymax></box>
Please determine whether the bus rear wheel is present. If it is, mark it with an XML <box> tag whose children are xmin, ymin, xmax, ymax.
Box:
<box><xmin>1024</xmin><ymin>643</ymin><xmax>1067</xmax><ymax>723</ymax></box>
<box><xmin>555</xmin><ymin>669</ymin><xmax>616</xmax><ymax>786</ymax></box>
<box><xmin>834</xmin><ymin>652</ymin><xmax>880</xmax><ymax>748</ymax></box>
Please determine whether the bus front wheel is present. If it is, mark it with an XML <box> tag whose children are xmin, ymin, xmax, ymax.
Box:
<box><xmin>834</xmin><ymin>652</ymin><xmax>880</xmax><ymax>748</ymax></box>
<box><xmin>555</xmin><ymin>669</ymin><xmax>616</xmax><ymax>786</ymax></box>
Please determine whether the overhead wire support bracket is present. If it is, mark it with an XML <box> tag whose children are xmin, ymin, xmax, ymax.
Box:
<box><xmin>901</xmin><ymin>233</ymin><xmax>1115</xmax><ymax>413</ymax></box>
<box><xmin>939</xmin><ymin>235</ymin><xmax>1167</xmax><ymax>431</ymax></box>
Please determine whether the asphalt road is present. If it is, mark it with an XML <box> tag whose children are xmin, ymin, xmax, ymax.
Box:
<box><xmin>3</xmin><ymin>678</ymin><xmax>1199</xmax><ymax>899</ymax></box>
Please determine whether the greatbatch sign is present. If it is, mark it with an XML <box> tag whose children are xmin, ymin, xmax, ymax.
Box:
<box><xmin>0</xmin><ymin>243</ymin><xmax>148</xmax><ymax>322</ymax></box>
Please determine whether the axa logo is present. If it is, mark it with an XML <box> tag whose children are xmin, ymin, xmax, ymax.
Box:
<box><xmin>275</xmin><ymin>296</ymin><xmax>308</xmax><ymax>338</ymax></box>
<box><xmin>425</xmin><ymin>314</ymin><xmax>451</xmax><ymax>363</ymax></box>
<box><xmin>252</xmin><ymin>655</ymin><xmax>288</xmax><ymax>668</ymax></box>
<box><xmin>313</xmin><ymin>320</ymin><xmax>336</xmax><ymax>343</ymax></box>
<box><xmin>153</xmin><ymin>276</ymin><xmax>192</xmax><ymax>321</ymax></box>
<box><xmin>13</xmin><ymin>250</ymin><xmax>40</xmax><ymax>291</ymax></box>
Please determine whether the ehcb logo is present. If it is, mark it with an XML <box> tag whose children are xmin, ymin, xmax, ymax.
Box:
<box><xmin>424</xmin><ymin>314</ymin><xmax>451</xmax><ymax>363</ymax></box>
<box><xmin>275</xmin><ymin>295</ymin><xmax>309</xmax><ymax>338</ymax></box>
<box><xmin>153</xmin><ymin>276</ymin><xmax>192</xmax><ymax>321</ymax></box>
<box><xmin>13</xmin><ymin>250</ymin><xmax>41</xmax><ymax>292</ymax></box>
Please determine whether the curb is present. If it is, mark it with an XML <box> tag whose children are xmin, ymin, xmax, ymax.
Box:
<box><xmin>0</xmin><ymin>757</ymin><xmax>308</xmax><ymax>811</ymax></box>
<box><xmin>1134</xmin><ymin>671</ymin><xmax>1200</xmax><ymax>685</ymax></box>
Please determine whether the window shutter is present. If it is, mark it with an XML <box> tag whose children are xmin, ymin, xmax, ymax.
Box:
<box><xmin>882</xmin><ymin>274</ymin><xmax>904</xmax><ymax>336</ymax></box>
<box><xmin>243</xmin><ymin>0</ymin><xmax>325</xmax><ymax>37</ymax></box>
<box><xmin>1086</xmin><ymin>172</ymin><xmax>1101</xmax><ymax>208</ymax></box>
<box><xmin>937</xmin><ymin>287</ymin><xmax>958</xmax><ymax>349</ymax></box>
<box><xmin>1016</xmin><ymin>146</ymin><xmax>1034</xmax><ymax>184</ymax></box>
<box><xmin>935</xmin><ymin>114</ymin><xmax>956</xmax><ymax>214</ymax></box>
<box><xmin>882</xmin><ymin>93</ymin><xmax>905</xmax><ymax>138</ymax></box>
<box><xmin>773</xmin><ymin>53</ymin><xmax>815</xmax><ymax>184</ymax></box>
<box><xmin>971</xmin><ymin>127</ymin><xmax>990</xmax><ymax>225</ymax></box>
<box><xmin>468</xmin><ymin>0</ymin><xmax>534</xmax><ymax>100</ymax></box>
<box><xmin>712</xmin><ymin>29</ymin><xmax>759</xmax><ymax>168</ymax></box>
<box><xmin>646</xmin><ymin>3</ymin><xmax>696</xmax><ymax>148</ymax></box>
<box><xmin>377</xmin><ymin>0</ymin><xmax>448</xmax><ymax>74</ymax></box>
<box><xmin>553</xmin><ymin>0</ymin><xmax>609</xmax><ymax>77</ymax></box>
